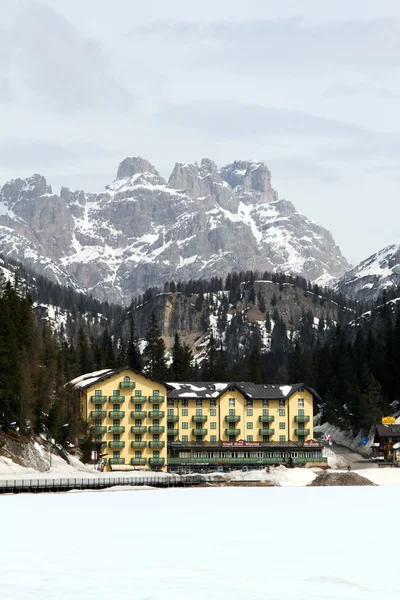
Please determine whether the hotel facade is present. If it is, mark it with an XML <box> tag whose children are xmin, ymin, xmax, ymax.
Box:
<box><xmin>70</xmin><ymin>367</ymin><xmax>326</xmax><ymax>471</ymax></box>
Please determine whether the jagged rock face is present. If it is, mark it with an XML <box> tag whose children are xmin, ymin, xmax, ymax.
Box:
<box><xmin>336</xmin><ymin>244</ymin><xmax>400</xmax><ymax>302</ymax></box>
<box><xmin>0</xmin><ymin>156</ymin><xmax>350</xmax><ymax>304</ymax></box>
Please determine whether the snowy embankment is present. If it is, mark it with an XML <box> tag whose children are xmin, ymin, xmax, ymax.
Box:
<box><xmin>315</xmin><ymin>422</ymin><xmax>374</xmax><ymax>456</ymax></box>
<box><xmin>2</xmin><ymin>486</ymin><xmax>400</xmax><ymax>600</ymax></box>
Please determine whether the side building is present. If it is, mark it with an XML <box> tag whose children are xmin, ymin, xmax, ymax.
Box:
<box><xmin>68</xmin><ymin>368</ymin><xmax>326</xmax><ymax>471</ymax></box>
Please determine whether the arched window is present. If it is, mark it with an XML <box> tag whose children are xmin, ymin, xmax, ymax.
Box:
<box><xmin>123</xmin><ymin>376</ymin><xmax>130</xmax><ymax>382</ymax></box>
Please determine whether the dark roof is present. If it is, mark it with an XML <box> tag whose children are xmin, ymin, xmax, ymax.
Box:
<box><xmin>167</xmin><ymin>382</ymin><xmax>228</xmax><ymax>399</ymax></box>
<box><xmin>69</xmin><ymin>366</ymin><xmax>173</xmax><ymax>391</ymax></box>
<box><xmin>375</xmin><ymin>424</ymin><xmax>400</xmax><ymax>438</ymax></box>
<box><xmin>168</xmin><ymin>381</ymin><xmax>321</xmax><ymax>401</ymax></box>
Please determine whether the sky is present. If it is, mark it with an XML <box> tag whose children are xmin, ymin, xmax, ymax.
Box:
<box><xmin>1</xmin><ymin>0</ymin><xmax>400</xmax><ymax>264</ymax></box>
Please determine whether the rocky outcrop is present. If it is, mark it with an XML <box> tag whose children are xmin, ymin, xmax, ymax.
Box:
<box><xmin>0</xmin><ymin>156</ymin><xmax>350</xmax><ymax>304</ymax></box>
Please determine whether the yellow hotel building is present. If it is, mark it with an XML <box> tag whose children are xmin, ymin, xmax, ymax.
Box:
<box><xmin>70</xmin><ymin>367</ymin><xmax>326</xmax><ymax>471</ymax></box>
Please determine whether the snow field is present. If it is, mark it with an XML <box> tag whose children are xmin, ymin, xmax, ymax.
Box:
<box><xmin>1</xmin><ymin>486</ymin><xmax>400</xmax><ymax>600</ymax></box>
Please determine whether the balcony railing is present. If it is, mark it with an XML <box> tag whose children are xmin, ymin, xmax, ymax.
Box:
<box><xmin>259</xmin><ymin>428</ymin><xmax>275</xmax><ymax>436</ymax></box>
<box><xmin>109</xmin><ymin>458</ymin><xmax>125</xmax><ymax>465</ymax></box>
<box><xmin>192</xmin><ymin>415</ymin><xmax>208</xmax><ymax>423</ymax></box>
<box><xmin>91</xmin><ymin>411</ymin><xmax>107</xmax><ymax>418</ymax></box>
<box><xmin>93</xmin><ymin>426</ymin><xmax>107</xmax><ymax>434</ymax></box>
<box><xmin>149</xmin><ymin>411</ymin><xmax>165</xmax><ymax>418</ymax></box>
<box><xmin>148</xmin><ymin>396</ymin><xmax>165</xmax><ymax>403</ymax></box>
<box><xmin>131</xmin><ymin>411</ymin><xmax>147</xmax><ymax>418</ymax></box>
<box><xmin>167</xmin><ymin>415</ymin><xmax>179</xmax><ymax>422</ymax></box>
<box><xmin>149</xmin><ymin>458</ymin><xmax>165</xmax><ymax>467</ymax></box>
<box><xmin>294</xmin><ymin>415</ymin><xmax>310</xmax><ymax>423</ymax></box>
<box><xmin>109</xmin><ymin>411</ymin><xmax>125</xmax><ymax>418</ymax></box>
<box><xmin>259</xmin><ymin>415</ymin><xmax>275</xmax><ymax>423</ymax></box>
<box><xmin>108</xmin><ymin>441</ymin><xmax>125</xmax><ymax>449</ymax></box>
<box><xmin>120</xmin><ymin>381</ymin><xmax>136</xmax><ymax>389</ymax></box>
<box><xmin>225</xmin><ymin>428</ymin><xmax>240</xmax><ymax>436</ymax></box>
<box><xmin>90</xmin><ymin>396</ymin><xmax>107</xmax><ymax>403</ymax></box>
<box><xmin>192</xmin><ymin>428</ymin><xmax>208</xmax><ymax>436</ymax></box>
<box><xmin>225</xmin><ymin>415</ymin><xmax>240</xmax><ymax>423</ymax></box>
<box><xmin>295</xmin><ymin>429</ymin><xmax>310</xmax><ymax>436</ymax></box>
<box><xmin>131</xmin><ymin>426</ymin><xmax>147</xmax><ymax>433</ymax></box>
<box><xmin>108</xmin><ymin>426</ymin><xmax>125</xmax><ymax>434</ymax></box>
<box><xmin>149</xmin><ymin>441</ymin><xmax>165</xmax><ymax>449</ymax></box>
<box><xmin>109</xmin><ymin>396</ymin><xmax>125</xmax><ymax>403</ymax></box>
<box><xmin>131</xmin><ymin>396</ymin><xmax>147</xmax><ymax>402</ymax></box>
<box><xmin>167</xmin><ymin>429</ymin><xmax>179</xmax><ymax>436</ymax></box>
<box><xmin>131</xmin><ymin>441</ymin><xmax>147</xmax><ymax>448</ymax></box>
<box><xmin>130</xmin><ymin>458</ymin><xmax>147</xmax><ymax>466</ymax></box>
<box><xmin>149</xmin><ymin>426</ymin><xmax>165</xmax><ymax>434</ymax></box>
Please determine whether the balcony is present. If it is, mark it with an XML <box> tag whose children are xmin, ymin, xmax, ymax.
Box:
<box><xmin>225</xmin><ymin>428</ymin><xmax>240</xmax><ymax>436</ymax></box>
<box><xmin>149</xmin><ymin>411</ymin><xmax>165</xmax><ymax>418</ymax></box>
<box><xmin>149</xmin><ymin>458</ymin><xmax>165</xmax><ymax>467</ymax></box>
<box><xmin>91</xmin><ymin>411</ymin><xmax>107</xmax><ymax>418</ymax></box>
<box><xmin>149</xmin><ymin>426</ymin><xmax>165</xmax><ymax>434</ymax></box>
<box><xmin>108</xmin><ymin>426</ymin><xmax>125</xmax><ymax>434</ymax></box>
<box><xmin>131</xmin><ymin>396</ymin><xmax>147</xmax><ymax>402</ymax></box>
<box><xmin>149</xmin><ymin>441</ymin><xmax>165</xmax><ymax>449</ymax></box>
<box><xmin>120</xmin><ymin>381</ymin><xmax>136</xmax><ymax>389</ymax></box>
<box><xmin>148</xmin><ymin>396</ymin><xmax>165</xmax><ymax>403</ymax></box>
<box><xmin>131</xmin><ymin>411</ymin><xmax>147</xmax><ymax>419</ymax></box>
<box><xmin>294</xmin><ymin>415</ymin><xmax>310</xmax><ymax>423</ymax></box>
<box><xmin>167</xmin><ymin>415</ymin><xmax>179</xmax><ymax>422</ymax></box>
<box><xmin>192</xmin><ymin>428</ymin><xmax>208</xmax><ymax>436</ymax></box>
<box><xmin>90</xmin><ymin>395</ymin><xmax>107</xmax><ymax>403</ymax></box>
<box><xmin>192</xmin><ymin>415</ymin><xmax>208</xmax><ymax>423</ymax></box>
<box><xmin>259</xmin><ymin>428</ymin><xmax>275</xmax><ymax>436</ymax></box>
<box><xmin>295</xmin><ymin>428</ymin><xmax>310</xmax><ymax>436</ymax></box>
<box><xmin>131</xmin><ymin>441</ymin><xmax>147</xmax><ymax>448</ymax></box>
<box><xmin>109</xmin><ymin>411</ymin><xmax>125</xmax><ymax>418</ymax></box>
<box><xmin>109</xmin><ymin>441</ymin><xmax>125</xmax><ymax>449</ymax></box>
<box><xmin>259</xmin><ymin>415</ymin><xmax>275</xmax><ymax>423</ymax></box>
<box><xmin>109</xmin><ymin>458</ymin><xmax>125</xmax><ymax>465</ymax></box>
<box><xmin>93</xmin><ymin>426</ymin><xmax>107</xmax><ymax>434</ymax></box>
<box><xmin>109</xmin><ymin>396</ymin><xmax>125</xmax><ymax>403</ymax></box>
<box><xmin>167</xmin><ymin>428</ymin><xmax>179</xmax><ymax>436</ymax></box>
<box><xmin>131</xmin><ymin>426</ymin><xmax>147</xmax><ymax>434</ymax></box>
<box><xmin>225</xmin><ymin>415</ymin><xmax>240</xmax><ymax>423</ymax></box>
<box><xmin>130</xmin><ymin>458</ymin><xmax>147</xmax><ymax>466</ymax></box>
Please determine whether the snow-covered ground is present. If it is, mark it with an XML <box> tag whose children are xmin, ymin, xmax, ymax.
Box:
<box><xmin>1</xmin><ymin>486</ymin><xmax>400</xmax><ymax>600</ymax></box>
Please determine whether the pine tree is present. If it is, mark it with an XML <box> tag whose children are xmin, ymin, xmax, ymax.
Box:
<box><xmin>143</xmin><ymin>313</ymin><xmax>167</xmax><ymax>380</ymax></box>
<box><xmin>127</xmin><ymin>315</ymin><xmax>142</xmax><ymax>371</ymax></box>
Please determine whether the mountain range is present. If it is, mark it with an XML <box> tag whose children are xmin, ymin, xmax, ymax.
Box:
<box><xmin>0</xmin><ymin>156</ymin><xmax>350</xmax><ymax>304</ymax></box>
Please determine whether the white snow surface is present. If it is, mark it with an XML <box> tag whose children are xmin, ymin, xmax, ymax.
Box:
<box><xmin>2</xmin><ymin>486</ymin><xmax>400</xmax><ymax>600</ymax></box>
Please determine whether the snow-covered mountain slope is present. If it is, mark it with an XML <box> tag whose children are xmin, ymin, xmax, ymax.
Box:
<box><xmin>0</xmin><ymin>157</ymin><xmax>350</xmax><ymax>304</ymax></box>
<box><xmin>336</xmin><ymin>244</ymin><xmax>400</xmax><ymax>302</ymax></box>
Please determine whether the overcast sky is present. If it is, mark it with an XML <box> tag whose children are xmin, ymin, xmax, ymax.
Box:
<box><xmin>1</xmin><ymin>0</ymin><xmax>400</xmax><ymax>264</ymax></box>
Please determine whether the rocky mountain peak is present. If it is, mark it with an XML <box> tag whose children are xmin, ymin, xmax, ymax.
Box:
<box><xmin>1</xmin><ymin>174</ymin><xmax>52</xmax><ymax>205</ymax></box>
<box><xmin>220</xmin><ymin>160</ymin><xmax>277</xmax><ymax>204</ymax></box>
<box><xmin>116</xmin><ymin>157</ymin><xmax>160</xmax><ymax>180</ymax></box>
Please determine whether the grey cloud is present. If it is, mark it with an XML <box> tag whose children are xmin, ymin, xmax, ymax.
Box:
<box><xmin>135</xmin><ymin>17</ymin><xmax>400</xmax><ymax>73</ymax></box>
<box><xmin>158</xmin><ymin>99</ymin><xmax>366</xmax><ymax>141</ymax></box>
<box><xmin>324</xmin><ymin>83</ymin><xmax>400</xmax><ymax>99</ymax></box>
<box><xmin>0</xmin><ymin>2</ymin><xmax>133</xmax><ymax>113</ymax></box>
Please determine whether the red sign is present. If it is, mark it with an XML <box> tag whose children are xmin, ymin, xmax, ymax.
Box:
<box><xmin>303</xmin><ymin>440</ymin><xmax>321</xmax><ymax>447</ymax></box>
<box><xmin>221</xmin><ymin>441</ymin><xmax>261</xmax><ymax>447</ymax></box>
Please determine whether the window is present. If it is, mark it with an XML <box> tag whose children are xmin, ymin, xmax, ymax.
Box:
<box><xmin>262</xmin><ymin>400</ymin><xmax>269</xmax><ymax>407</ymax></box>
<box><xmin>153</xmin><ymin>404</ymin><xmax>159</xmax><ymax>411</ymax></box>
<box><xmin>153</xmin><ymin>390</ymin><xmax>160</xmax><ymax>397</ymax></box>
<box><xmin>229</xmin><ymin>398</ymin><xmax>235</xmax><ymax>407</ymax></box>
<box><xmin>247</xmin><ymin>435</ymin><xmax>253</xmax><ymax>442</ymax></box>
<box><xmin>135</xmin><ymin>404</ymin><xmax>142</xmax><ymax>411</ymax></box>
<box><xmin>210</xmin><ymin>408</ymin><xmax>217</xmax><ymax>416</ymax></box>
<box><xmin>95</xmin><ymin>390</ymin><xmax>102</xmax><ymax>396</ymax></box>
<box><xmin>279</xmin><ymin>400</ymin><xmax>285</xmax><ymax>407</ymax></box>
<box><xmin>153</xmin><ymin>419</ymin><xmax>159</xmax><ymax>426</ymax></box>
<box><xmin>95</xmin><ymin>434</ymin><xmax>102</xmax><ymax>441</ymax></box>
<box><xmin>113</xmin><ymin>420</ymin><xmax>120</xmax><ymax>426</ymax></box>
<box><xmin>182</xmin><ymin>399</ymin><xmax>188</xmax><ymax>407</ymax></box>
<box><xmin>167</xmin><ymin>399</ymin><xmax>174</xmax><ymax>407</ymax></box>
<box><xmin>279</xmin><ymin>422</ymin><xmax>285</xmax><ymax>430</ymax></box>
<box><xmin>124</xmin><ymin>376</ymin><xmax>130</xmax><ymax>382</ymax></box>
<box><xmin>298</xmin><ymin>398</ymin><xmax>304</xmax><ymax>407</ymax></box>
<box><xmin>210</xmin><ymin>399</ymin><xmax>217</xmax><ymax>407</ymax></box>
<box><xmin>113</xmin><ymin>451</ymin><xmax>120</xmax><ymax>458</ymax></box>
<box><xmin>182</xmin><ymin>422</ymin><xmax>188</xmax><ymax>429</ymax></box>
<box><xmin>298</xmin><ymin>409</ymin><xmax>304</xmax><ymax>416</ymax></box>
<box><xmin>247</xmin><ymin>409</ymin><xmax>253</xmax><ymax>416</ymax></box>
<box><xmin>153</xmin><ymin>451</ymin><xmax>160</xmax><ymax>458</ymax></box>
<box><xmin>95</xmin><ymin>420</ymin><xmax>102</xmax><ymax>426</ymax></box>
<box><xmin>182</xmin><ymin>435</ymin><xmax>188</xmax><ymax>442</ymax></box>
<box><xmin>167</xmin><ymin>408</ymin><xmax>174</xmax><ymax>416</ymax></box>
<box><xmin>210</xmin><ymin>435</ymin><xmax>217</xmax><ymax>443</ymax></box>
<box><xmin>135</xmin><ymin>434</ymin><xmax>142</xmax><ymax>441</ymax></box>
<box><xmin>135</xmin><ymin>390</ymin><xmax>142</xmax><ymax>397</ymax></box>
<box><xmin>182</xmin><ymin>409</ymin><xmax>188</xmax><ymax>416</ymax></box>
<box><xmin>196</xmin><ymin>409</ymin><xmax>202</xmax><ymax>416</ymax></box>
<box><xmin>95</xmin><ymin>404</ymin><xmax>102</xmax><ymax>411</ymax></box>
<box><xmin>246</xmin><ymin>400</ymin><xmax>253</xmax><ymax>407</ymax></box>
<box><xmin>279</xmin><ymin>409</ymin><xmax>285</xmax><ymax>416</ymax></box>
<box><xmin>135</xmin><ymin>420</ymin><xmax>142</xmax><ymax>426</ymax></box>
<box><xmin>113</xmin><ymin>434</ymin><xmax>120</xmax><ymax>441</ymax></box>
<box><xmin>246</xmin><ymin>422</ymin><xmax>253</xmax><ymax>429</ymax></box>
<box><xmin>196</xmin><ymin>399</ymin><xmax>202</xmax><ymax>407</ymax></box>
<box><xmin>210</xmin><ymin>422</ymin><xmax>217</xmax><ymax>430</ymax></box>
<box><xmin>262</xmin><ymin>409</ymin><xmax>269</xmax><ymax>416</ymax></box>
<box><xmin>279</xmin><ymin>435</ymin><xmax>286</xmax><ymax>442</ymax></box>
<box><xmin>153</xmin><ymin>434</ymin><xmax>160</xmax><ymax>441</ymax></box>
<box><xmin>113</xmin><ymin>404</ymin><xmax>120</xmax><ymax>411</ymax></box>
<box><xmin>229</xmin><ymin>409</ymin><xmax>235</xmax><ymax>416</ymax></box>
<box><xmin>135</xmin><ymin>451</ymin><xmax>142</xmax><ymax>458</ymax></box>
<box><xmin>113</xmin><ymin>390</ymin><xmax>120</xmax><ymax>397</ymax></box>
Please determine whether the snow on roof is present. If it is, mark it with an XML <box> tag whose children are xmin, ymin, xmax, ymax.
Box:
<box><xmin>280</xmin><ymin>385</ymin><xmax>293</xmax><ymax>396</ymax></box>
<box><xmin>68</xmin><ymin>369</ymin><xmax>114</xmax><ymax>390</ymax></box>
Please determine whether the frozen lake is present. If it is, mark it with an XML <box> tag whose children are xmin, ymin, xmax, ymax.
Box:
<box><xmin>1</xmin><ymin>486</ymin><xmax>399</xmax><ymax>600</ymax></box>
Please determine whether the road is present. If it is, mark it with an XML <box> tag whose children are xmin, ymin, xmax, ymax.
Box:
<box><xmin>329</xmin><ymin>444</ymin><xmax>378</xmax><ymax>470</ymax></box>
